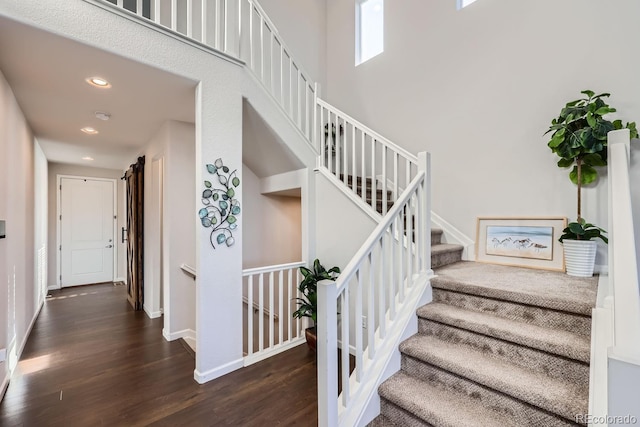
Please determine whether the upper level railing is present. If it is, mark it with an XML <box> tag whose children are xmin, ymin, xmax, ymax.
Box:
<box><xmin>100</xmin><ymin>0</ymin><xmax>317</xmax><ymax>145</ymax></box>
<box><xmin>607</xmin><ymin>129</ymin><xmax>640</xmax><ymax>354</ymax></box>
<box><xmin>317</xmin><ymin>153</ymin><xmax>431</xmax><ymax>427</ymax></box>
<box><xmin>317</xmin><ymin>99</ymin><xmax>419</xmax><ymax>217</ymax></box>
<box><xmin>242</xmin><ymin>261</ymin><xmax>307</xmax><ymax>366</ymax></box>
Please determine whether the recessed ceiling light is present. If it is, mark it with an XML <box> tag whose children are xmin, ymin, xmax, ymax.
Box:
<box><xmin>86</xmin><ymin>77</ymin><xmax>111</xmax><ymax>88</ymax></box>
<box><xmin>81</xmin><ymin>127</ymin><xmax>99</xmax><ymax>135</ymax></box>
<box><xmin>82</xmin><ymin>156</ymin><xmax>95</xmax><ymax>161</ymax></box>
<box><xmin>95</xmin><ymin>111</ymin><xmax>111</xmax><ymax>121</ymax></box>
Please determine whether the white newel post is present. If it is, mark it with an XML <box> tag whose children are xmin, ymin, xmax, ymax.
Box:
<box><xmin>418</xmin><ymin>152</ymin><xmax>432</xmax><ymax>274</ymax></box>
<box><xmin>317</xmin><ymin>278</ymin><xmax>338</xmax><ymax>427</ymax></box>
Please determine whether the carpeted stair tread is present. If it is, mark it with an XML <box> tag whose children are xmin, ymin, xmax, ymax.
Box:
<box><xmin>417</xmin><ymin>302</ymin><xmax>590</xmax><ymax>362</ymax></box>
<box><xmin>367</xmin><ymin>414</ymin><xmax>397</xmax><ymax>427</ymax></box>
<box><xmin>432</xmin><ymin>262</ymin><xmax>597</xmax><ymax>315</ymax></box>
<box><xmin>399</xmin><ymin>334</ymin><xmax>588</xmax><ymax>421</ymax></box>
<box><xmin>432</xmin><ymin>243</ymin><xmax>464</xmax><ymax>255</ymax></box>
<box><xmin>379</xmin><ymin>372</ymin><xmax>512</xmax><ymax>427</ymax></box>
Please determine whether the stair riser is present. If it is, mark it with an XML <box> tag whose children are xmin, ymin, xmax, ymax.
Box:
<box><xmin>380</xmin><ymin>399</ymin><xmax>435</xmax><ymax>427</ymax></box>
<box><xmin>401</xmin><ymin>355</ymin><xmax>583</xmax><ymax>426</ymax></box>
<box><xmin>432</xmin><ymin>288</ymin><xmax>591</xmax><ymax>337</ymax></box>
<box><xmin>418</xmin><ymin>319</ymin><xmax>589</xmax><ymax>387</ymax></box>
<box><xmin>431</xmin><ymin>249</ymin><xmax>463</xmax><ymax>269</ymax></box>
<box><xmin>431</xmin><ymin>230</ymin><xmax>443</xmax><ymax>246</ymax></box>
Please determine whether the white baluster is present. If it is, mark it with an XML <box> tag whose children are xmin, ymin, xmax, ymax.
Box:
<box><xmin>340</xmin><ymin>291</ymin><xmax>350</xmax><ymax>406</ymax></box>
<box><xmin>278</xmin><ymin>270</ymin><xmax>283</xmax><ymax>345</ymax></box>
<box><xmin>378</xmin><ymin>237</ymin><xmax>386</xmax><ymax>339</ymax></box>
<box><xmin>371</xmin><ymin>140</ymin><xmax>377</xmax><ymax>213</ymax></box>
<box><xmin>201</xmin><ymin>0</ymin><xmax>208</xmax><ymax>45</ymax></box>
<box><xmin>171</xmin><ymin>0</ymin><xmax>177</xmax><ymax>31</ymax></box>
<box><xmin>248</xmin><ymin>274</ymin><xmax>254</xmax><ymax>355</ymax></box>
<box><xmin>153</xmin><ymin>0</ymin><xmax>161</xmax><ymax>24</ymax></box>
<box><xmin>258</xmin><ymin>273</ymin><xmax>264</xmax><ymax>351</ymax></box>
<box><xmin>355</xmin><ymin>272</ymin><xmax>363</xmax><ymax>381</ymax></box>
<box><xmin>186</xmin><ymin>0</ymin><xmax>193</xmax><ymax>38</ymax></box>
<box><xmin>382</xmin><ymin>146</ymin><xmax>388</xmax><ymax>215</ymax></box>
<box><xmin>136</xmin><ymin>0</ymin><xmax>143</xmax><ymax>16</ymax></box>
<box><xmin>317</xmin><ymin>280</ymin><xmax>338</xmax><ymax>427</ymax></box>
<box><xmin>269</xmin><ymin>271</ymin><xmax>274</xmax><ymax>348</ymax></box>
<box><xmin>368</xmin><ymin>253</ymin><xmax>375</xmax><ymax>359</ymax></box>
<box><xmin>351</xmin><ymin>126</ymin><xmax>357</xmax><ymax>193</ymax></box>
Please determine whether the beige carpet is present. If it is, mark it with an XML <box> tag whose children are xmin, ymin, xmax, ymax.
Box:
<box><xmin>371</xmin><ymin>261</ymin><xmax>597</xmax><ymax>427</ymax></box>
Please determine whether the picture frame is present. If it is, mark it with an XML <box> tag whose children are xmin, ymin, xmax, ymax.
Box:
<box><xmin>475</xmin><ymin>217</ymin><xmax>567</xmax><ymax>271</ymax></box>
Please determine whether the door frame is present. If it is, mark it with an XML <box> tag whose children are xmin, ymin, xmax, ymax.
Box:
<box><xmin>55</xmin><ymin>174</ymin><xmax>118</xmax><ymax>289</ymax></box>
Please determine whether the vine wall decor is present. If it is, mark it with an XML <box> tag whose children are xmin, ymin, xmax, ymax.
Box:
<box><xmin>199</xmin><ymin>158</ymin><xmax>241</xmax><ymax>249</ymax></box>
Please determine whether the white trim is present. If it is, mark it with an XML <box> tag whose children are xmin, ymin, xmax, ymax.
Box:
<box><xmin>194</xmin><ymin>357</ymin><xmax>244</xmax><ymax>384</ymax></box>
<box><xmin>595</xmin><ymin>264</ymin><xmax>609</xmax><ymax>276</ymax></box>
<box><xmin>162</xmin><ymin>328</ymin><xmax>196</xmax><ymax>342</ymax></box>
<box><xmin>17</xmin><ymin>300</ymin><xmax>44</xmax><ymax>363</ymax></box>
<box><xmin>0</xmin><ymin>363</ymin><xmax>8</xmax><ymax>402</ymax></box>
<box><xmin>48</xmin><ymin>283</ymin><xmax>61</xmax><ymax>291</ymax></box>
<box><xmin>0</xmin><ymin>349</ymin><xmax>5</xmax><ymax>363</ymax></box>
<box><xmin>144</xmin><ymin>305</ymin><xmax>163</xmax><ymax>319</ymax></box>
<box><xmin>56</xmin><ymin>175</ymin><xmax>118</xmax><ymax>288</ymax></box>
<box><xmin>114</xmin><ymin>276</ymin><xmax>126</xmax><ymax>283</ymax></box>
<box><xmin>243</xmin><ymin>338</ymin><xmax>306</xmax><ymax>366</ymax></box>
<box><xmin>431</xmin><ymin>211</ymin><xmax>475</xmax><ymax>260</ymax></box>
<box><xmin>589</xmin><ymin>274</ymin><xmax>613</xmax><ymax>419</ymax></box>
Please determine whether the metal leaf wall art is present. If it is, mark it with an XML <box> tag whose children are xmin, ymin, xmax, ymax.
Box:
<box><xmin>199</xmin><ymin>158</ymin><xmax>241</xmax><ymax>249</ymax></box>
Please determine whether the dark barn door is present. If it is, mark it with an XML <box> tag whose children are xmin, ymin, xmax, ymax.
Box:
<box><xmin>125</xmin><ymin>156</ymin><xmax>145</xmax><ymax>310</ymax></box>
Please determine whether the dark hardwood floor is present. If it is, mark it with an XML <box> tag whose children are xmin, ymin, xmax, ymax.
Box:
<box><xmin>0</xmin><ymin>283</ymin><xmax>318</xmax><ymax>426</ymax></box>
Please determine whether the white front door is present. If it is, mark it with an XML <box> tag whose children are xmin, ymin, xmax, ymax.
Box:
<box><xmin>60</xmin><ymin>177</ymin><xmax>115</xmax><ymax>287</ymax></box>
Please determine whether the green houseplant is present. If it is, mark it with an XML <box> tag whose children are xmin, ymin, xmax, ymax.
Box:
<box><xmin>546</xmin><ymin>90</ymin><xmax>637</xmax><ymax>276</ymax></box>
<box><xmin>292</xmin><ymin>259</ymin><xmax>340</xmax><ymax>351</ymax></box>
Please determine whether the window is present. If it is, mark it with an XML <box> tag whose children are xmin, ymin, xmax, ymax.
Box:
<box><xmin>356</xmin><ymin>0</ymin><xmax>384</xmax><ymax>65</ymax></box>
<box><xmin>458</xmin><ymin>0</ymin><xmax>478</xmax><ymax>9</ymax></box>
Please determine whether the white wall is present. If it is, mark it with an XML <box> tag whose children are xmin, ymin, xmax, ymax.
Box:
<box><xmin>138</xmin><ymin>121</ymin><xmax>196</xmax><ymax>341</ymax></box>
<box><xmin>324</xmin><ymin>0</ymin><xmax>640</xmax><ymax>265</ymax></box>
<box><xmin>242</xmin><ymin>165</ymin><xmax>302</xmax><ymax>269</ymax></box>
<box><xmin>0</xmin><ymin>69</ymin><xmax>46</xmax><ymax>387</ymax></box>
<box><xmin>46</xmin><ymin>163</ymin><xmax>126</xmax><ymax>288</ymax></box>
<box><xmin>315</xmin><ymin>172</ymin><xmax>377</xmax><ymax>271</ymax></box>
<box><xmin>257</xmin><ymin>0</ymin><xmax>327</xmax><ymax>87</ymax></box>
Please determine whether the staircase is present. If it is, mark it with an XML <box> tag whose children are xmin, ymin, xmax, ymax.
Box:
<box><xmin>349</xmin><ymin>175</ymin><xmax>463</xmax><ymax>269</ymax></box>
<box><xmin>371</xmin><ymin>262</ymin><xmax>597</xmax><ymax>426</ymax></box>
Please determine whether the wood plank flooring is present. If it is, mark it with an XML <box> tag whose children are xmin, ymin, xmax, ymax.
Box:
<box><xmin>0</xmin><ymin>283</ymin><xmax>318</xmax><ymax>426</ymax></box>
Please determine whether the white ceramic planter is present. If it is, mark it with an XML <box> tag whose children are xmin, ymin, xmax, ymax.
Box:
<box><xmin>563</xmin><ymin>240</ymin><xmax>597</xmax><ymax>277</ymax></box>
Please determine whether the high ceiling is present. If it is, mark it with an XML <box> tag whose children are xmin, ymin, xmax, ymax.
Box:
<box><xmin>0</xmin><ymin>15</ymin><xmax>197</xmax><ymax>170</ymax></box>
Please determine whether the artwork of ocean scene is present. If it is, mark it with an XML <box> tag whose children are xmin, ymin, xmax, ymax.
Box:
<box><xmin>486</xmin><ymin>226</ymin><xmax>553</xmax><ymax>261</ymax></box>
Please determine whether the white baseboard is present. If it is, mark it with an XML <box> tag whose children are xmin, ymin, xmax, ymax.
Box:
<box><xmin>0</xmin><ymin>362</ymin><xmax>8</xmax><ymax>402</ymax></box>
<box><xmin>47</xmin><ymin>284</ymin><xmax>61</xmax><ymax>291</ymax></box>
<box><xmin>595</xmin><ymin>264</ymin><xmax>609</xmax><ymax>275</ymax></box>
<box><xmin>17</xmin><ymin>301</ymin><xmax>44</xmax><ymax>361</ymax></box>
<box><xmin>194</xmin><ymin>357</ymin><xmax>244</xmax><ymax>384</ymax></box>
<box><xmin>162</xmin><ymin>328</ymin><xmax>196</xmax><ymax>342</ymax></box>
<box><xmin>431</xmin><ymin>211</ymin><xmax>475</xmax><ymax>261</ymax></box>
<box><xmin>144</xmin><ymin>305</ymin><xmax>163</xmax><ymax>319</ymax></box>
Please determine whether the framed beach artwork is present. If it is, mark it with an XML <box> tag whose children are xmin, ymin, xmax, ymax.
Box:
<box><xmin>475</xmin><ymin>217</ymin><xmax>567</xmax><ymax>271</ymax></box>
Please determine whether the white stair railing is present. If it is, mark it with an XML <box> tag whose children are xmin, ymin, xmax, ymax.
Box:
<box><xmin>96</xmin><ymin>0</ymin><xmax>317</xmax><ymax>147</ymax></box>
<box><xmin>598</xmin><ymin>129</ymin><xmax>640</xmax><ymax>419</ymax></box>
<box><xmin>317</xmin><ymin>153</ymin><xmax>431</xmax><ymax>427</ymax></box>
<box><xmin>242</xmin><ymin>261</ymin><xmax>307</xmax><ymax>366</ymax></box>
<box><xmin>316</xmin><ymin>99</ymin><xmax>419</xmax><ymax>217</ymax></box>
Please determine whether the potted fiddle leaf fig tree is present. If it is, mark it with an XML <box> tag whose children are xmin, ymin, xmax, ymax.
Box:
<box><xmin>546</xmin><ymin>90</ymin><xmax>638</xmax><ymax>277</ymax></box>
<box><xmin>292</xmin><ymin>259</ymin><xmax>340</xmax><ymax>351</ymax></box>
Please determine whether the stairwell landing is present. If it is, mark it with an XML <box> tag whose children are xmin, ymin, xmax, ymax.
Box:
<box><xmin>370</xmin><ymin>262</ymin><xmax>597</xmax><ymax>426</ymax></box>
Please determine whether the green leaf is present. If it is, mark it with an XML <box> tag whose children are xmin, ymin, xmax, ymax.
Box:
<box><xmin>232</xmin><ymin>177</ymin><xmax>240</xmax><ymax>187</ymax></box>
<box><xmin>569</xmin><ymin>222</ymin><xmax>585</xmax><ymax>235</ymax></box>
<box><xmin>586</xmin><ymin>112</ymin><xmax>596</xmax><ymax>128</ymax></box>
<box><xmin>595</xmin><ymin>107</ymin><xmax>616</xmax><ymax>116</ymax></box>
<box><xmin>581</xmin><ymin>90</ymin><xmax>595</xmax><ymax>98</ymax></box>
<box><xmin>227</xmin><ymin>188</ymin><xmax>235</xmax><ymax>198</ymax></box>
<box><xmin>581</xmin><ymin>165</ymin><xmax>598</xmax><ymax>184</ymax></box>
<box><xmin>556</xmin><ymin>158</ymin><xmax>572</xmax><ymax>168</ymax></box>
<box><xmin>206</xmin><ymin>164</ymin><xmax>217</xmax><ymax>174</ymax></box>
<box><xmin>204</xmin><ymin>180</ymin><xmax>212</xmax><ymax>188</ymax></box>
<box><xmin>583</xmin><ymin>153</ymin><xmax>607</xmax><ymax>167</ymax></box>
<box><xmin>548</xmin><ymin>134</ymin><xmax>565</xmax><ymax>148</ymax></box>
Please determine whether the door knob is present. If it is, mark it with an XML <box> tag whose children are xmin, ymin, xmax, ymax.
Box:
<box><xmin>106</xmin><ymin>244</ymin><xmax>113</xmax><ymax>248</ymax></box>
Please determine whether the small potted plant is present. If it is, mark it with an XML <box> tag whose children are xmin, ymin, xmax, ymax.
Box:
<box><xmin>546</xmin><ymin>90</ymin><xmax>637</xmax><ymax>276</ymax></box>
<box><xmin>292</xmin><ymin>259</ymin><xmax>340</xmax><ymax>351</ymax></box>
